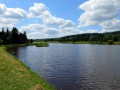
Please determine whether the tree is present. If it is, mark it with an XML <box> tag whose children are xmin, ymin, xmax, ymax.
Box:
<box><xmin>108</xmin><ymin>40</ymin><xmax>113</xmax><ymax>45</ymax></box>
<box><xmin>5</xmin><ymin>28</ymin><xmax>11</xmax><ymax>44</ymax></box>
<box><xmin>29</xmin><ymin>39</ymin><xmax>33</xmax><ymax>43</ymax></box>
<box><xmin>89</xmin><ymin>35</ymin><xmax>97</xmax><ymax>42</ymax></box>
<box><xmin>1</xmin><ymin>28</ymin><xmax>5</xmax><ymax>41</ymax></box>
<box><xmin>0</xmin><ymin>27</ymin><xmax>28</xmax><ymax>45</ymax></box>
<box><xmin>23</xmin><ymin>31</ymin><xmax>28</xmax><ymax>43</ymax></box>
<box><xmin>11</xmin><ymin>27</ymin><xmax>20</xmax><ymax>44</ymax></box>
<box><xmin>0</xmin><ymin>39</ymin><xmax>3</xmax><ymax>45</ymax></box>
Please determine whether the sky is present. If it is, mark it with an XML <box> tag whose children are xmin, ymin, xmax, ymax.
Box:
<box><xmin>0</xmin><ymin>0</ymin><xmax>120</xmax><ymax>39</ymax></box>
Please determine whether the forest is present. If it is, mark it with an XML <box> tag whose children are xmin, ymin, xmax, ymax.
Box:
<box><xmin>1</xmin><ymin>27</ymin><xmax>120</xmax><ymax>45</ymax></box>
<box><xmin>40</xmin><ymin>31</ymin><xmax>120</xmax><ymax>44</ymax></box>
<box><xmin>0</xmin><ymin>27</ymin><xmax>28</xmax><ymax>45</ymax></box>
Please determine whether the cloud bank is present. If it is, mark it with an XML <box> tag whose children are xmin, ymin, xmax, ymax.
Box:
<box><xmin>0</xmin><ymin>4</ymin><xmax>27</xmax><ymax>28</ymax></box>
<box><xmin>28</xmin><ymin>3</ymin><xmax>75</xmax><ymax>28</ymax></box>
<box><xmin>78</xmin><ymin>0</ymin><xmax>120</xmax><ymax>32</ymax></box>
<box><xmin>0</xmin><ymin>0</ymin><xmax>120</xmax><ymax>39</ymax></box>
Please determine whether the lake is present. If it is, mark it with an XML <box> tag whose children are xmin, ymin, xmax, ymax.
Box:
<box><xmin>8</xmin><ymin>43</ymin><xmax>120</xmax><ymax>90</ymax></box>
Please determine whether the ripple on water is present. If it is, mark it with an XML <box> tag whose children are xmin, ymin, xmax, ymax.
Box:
<box><xmin>8</xmin><ymin>44</ymin><xmax>120</xmax><ymax>90</ymax></box>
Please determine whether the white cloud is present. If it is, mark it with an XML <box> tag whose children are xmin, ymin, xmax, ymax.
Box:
<box><xmin>29</xmin><ymin>3</ymin><xmax>75</xmax><ymax>28</ymax></box>
<box><xmin>5</xmin><ymin>8</ymin><xmax>28</xmax><ymax>19</ymax></box>
<box><xmin>0</xmin><ymin>17</ymin><xmax>18</xmax><ymax>29</ymax></box>
<box><xmin>0</xmin><ymin>4</ymin><xmax>28</xmax><ymax>29</ymax></box>
<box><xmin>0</xmin><ymin>3</ymin><xmax>76</xmax><ymax>38</ymax></box>
<box><xmin>78</xmin><ymin>0</ymin><xmax>120</xmax><ymax>32</ymax></box>
<box><xmin>29</xmin><ymin>3</ymin><xmax>48</xmax><ymax>18</ymax></box>
<box><xmin>0</xmin><ymin>4</ymin><xmax>27</xmax><ymax>19</ymax></box>
<box><xmin>20</xmin><ymin>23</ymin><xmax>47</xmax><ymax>32</ymax></box>
<box><xmin>0</xmin><ymin>4</ymin><xmax>6</xmax><ymax>14</ymax></box>
<box><xmin>0</xmin><ymin>17</ymin><xmax>18</xmax><ymax>25</ymax></box>
<box><xmin>0</xmin><ymin>3</ymin><xmax>102</xmax><ymax>39</ymax></box>
<box><xmin>101</xmin><ymin>19</ymin><xmax>120</xmax><ymax>32</ymax></box>
<box><xmin>20</xmin><ymin>23</ymin><xmax>98</xmax><ymax>39</ymax></box>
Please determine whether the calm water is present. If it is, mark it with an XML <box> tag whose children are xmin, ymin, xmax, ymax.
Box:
<box><xmin>9</xmin><ymin>43</ymin><xmax>120</xmax><ymax>90</ymax></box>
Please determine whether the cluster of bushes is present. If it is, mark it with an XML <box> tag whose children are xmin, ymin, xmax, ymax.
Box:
<box><xmin>0</xmin><ymin>27</ymin><xmax>30</xmax><ymax>45</ymax></box>
<box><xmin>36</xmin><ymin>43</ymin><xmax>49</xmax><ymax>47</ymax></box>
<box><xmin>107</xmin><ymin>40</ymin><xmax>113</xmax><ymax>45</ymax></box>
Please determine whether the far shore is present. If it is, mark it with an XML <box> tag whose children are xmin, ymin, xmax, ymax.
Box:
<box><xmin>43</xmin><ymin>41</ymin><xmax>120</xmax><ymax>45</ymax></box>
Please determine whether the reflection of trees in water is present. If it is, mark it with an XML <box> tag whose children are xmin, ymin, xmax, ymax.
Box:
<box><xmin>7</xmin><ymin>47</ymin><xmax>19</xmax><ymax>57</ymax></box>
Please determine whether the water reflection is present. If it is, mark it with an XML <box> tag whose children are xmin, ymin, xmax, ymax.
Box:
<box><xmin>7</xmin><ymin>46</ymin><xmax>19</xmax><ymax>56</ymax></box>
<box><xmin>8</xmin><ymin>44</ymin><xmax>120</xmax><ymax>90</ymax></box>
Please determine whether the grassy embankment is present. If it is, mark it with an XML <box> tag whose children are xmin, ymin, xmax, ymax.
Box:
<box><xmin>0</xmin><ymin>46</ymin><xmax>55</xmax><ymax>90</ymax></box>
<box><xmin>5</xmin><ymin>42</ymin><xmax>49</xmax><ymax>48</ymax></box>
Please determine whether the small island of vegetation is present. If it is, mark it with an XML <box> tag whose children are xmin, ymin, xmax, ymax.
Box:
<box><xmin>36</xmin><ymin>43</ymin><xmax>49</xmax><ymax>47</ymax></box>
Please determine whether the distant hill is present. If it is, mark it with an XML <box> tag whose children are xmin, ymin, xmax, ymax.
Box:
<box><xmin>35</xmin><ymin>31</ymin><xmax>120</xmax><ymax>43</ymax></box>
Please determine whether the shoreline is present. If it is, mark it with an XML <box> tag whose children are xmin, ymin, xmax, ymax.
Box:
<box><xmin>46</xmin><ymin>41</ymin><xmax>120</xmax><ymax>45</ymax></box>
<box><xmin>4</xmin><ymin>42</ymin><xmax>49</xmax><ymax>48</ymax></box>
<box><xmin>0</xmin><ymin>46</ymin><xmax>55</xmax><ymax>90</ymax></box>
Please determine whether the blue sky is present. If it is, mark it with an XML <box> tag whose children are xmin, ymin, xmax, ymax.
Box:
<box><xmin>0</xmin><ymin>0</ymin><xmax>84</xmax><ymax>20</ymax></box>
<box><xmin>0</xmin><ymin>0</ymin><xmax>120</xmax><ymax>39</ymax></box>
<box><xmin>0</xmin><ymin>0</ymin><xmax>84</xmax><ymax>26</ymax></box>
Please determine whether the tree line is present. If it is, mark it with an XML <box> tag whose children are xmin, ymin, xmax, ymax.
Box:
<box><xmin>40</xmin><ymin>31</ymin><xmax>120</xmax><ymax>43</ymax></box>
<box><xmin>0</xmin><ymin>27</ymin><xmax>29</xmax><ymax>45</ymax></box>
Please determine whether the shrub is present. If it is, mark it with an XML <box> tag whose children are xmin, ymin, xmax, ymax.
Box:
<box><xmin>0</xmin><ymin>39</ymin><xmax>3</xmax><ymax>45</ymax></box>
<box><xmin>108</xmin><ymin>40</ymin><xmax>113</xmax><ymax>45</ymax></box>
<box><xmin>36</xmin><ymin>43</ymin><xmax>49</xmax><ymax>47</ymax></box>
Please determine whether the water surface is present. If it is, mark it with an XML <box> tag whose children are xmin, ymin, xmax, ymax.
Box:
<box><xmin>9</xmin><ymin>43</ymin><xmax>120</xmax><ymax>90</ymax></box>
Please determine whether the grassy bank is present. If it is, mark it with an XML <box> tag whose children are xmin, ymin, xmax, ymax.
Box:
<box><xmin>0</xmin><ymin>46</ymin><xmax>55</xmax><ymax>90</ymax></box>
<box><xmin>5</xmin><ymin>42</ymin><xmax>49</xmax><ymax>48</ymax></box>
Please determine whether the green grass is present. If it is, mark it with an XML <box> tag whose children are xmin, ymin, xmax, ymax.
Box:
<box><xmin>5</xmin><ymin>42</ymin><xmax>49</xmax><ymax>48</ymax></box>
<box><xmin>113</xmin><ymin>42</ymin><xmax>120</xmax><ymax>45</ymax></box>
<box><xmin>0</xmin><ymin>46</ymin><xmax>55</xmax><ymax>90</ymax></box>
<box><xmin>36</xmin><ymin>43</ymin><xmax>49</xmax><ymax>47</ymax></box>
<box><xmin>47</xmin><ymin>41</ymin><xmax>101</xmax><ymax>44</ymax></box>
<box><xmin>47</xmin><ymin>41</ymin><xmax>120</xmax><ymax>45</ymax></box>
